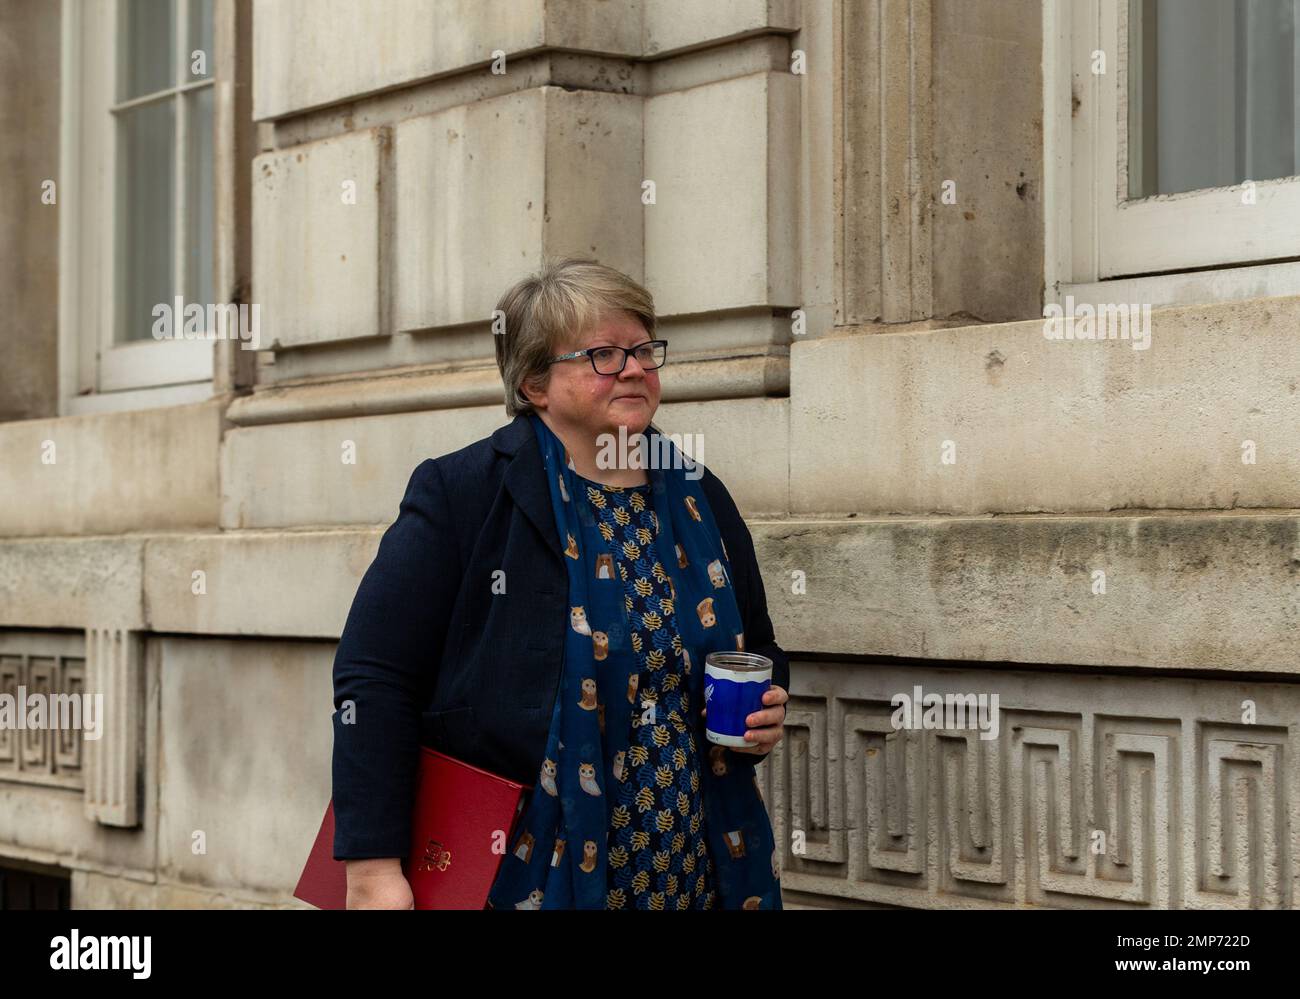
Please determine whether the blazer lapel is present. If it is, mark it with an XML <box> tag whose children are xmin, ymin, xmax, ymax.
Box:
<box><xmin>493</xmin><ymin>413</ymin><xmax>564</xmax><ymax>565</ymax></box>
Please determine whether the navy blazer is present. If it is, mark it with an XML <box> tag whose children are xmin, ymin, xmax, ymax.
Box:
<box><xmin>331</xmin><ymin>412</ymin><xmax>791</xmax><ymax>860</ymax></box>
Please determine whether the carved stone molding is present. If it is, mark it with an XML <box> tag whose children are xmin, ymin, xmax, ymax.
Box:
<box><xmin>0</xmin><ymin>631</ymin><xmax>86</xmax><ymax>789</ymax></box>
<box><xmin>758</xmin><ymin>663</ymin><xmax>1300</xmax><ymax>908</ymax></box>
<box><xmin>839</xmin><ymin>0</ymin><xmax>934</xmax><ymax>324</ymax></box>
<box><xmin>83</xmin><ymin>628</ymin><xmax>145</xmax><ymax>828</ymax></box>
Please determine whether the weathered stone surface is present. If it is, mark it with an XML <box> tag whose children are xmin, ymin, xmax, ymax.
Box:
<box><xmin>793</xmin><ymin>297</ymin><xmax>1300</xmax><ymax>516</ymax></box>
<box><xmin>0</xmin><ymin>402</ymin><xmax>222</xmax><ymax>538</ymax></box>
<box><xmin>155</xmin><ymin>638</ymin><xmax>332</xmax><ymax>895</ymax></box>
<box><xmin>251</xmin><ymin>129</ymin><xmax>384</xmax><ymax>348</ymax></box>
<box><xmin>219</xmin><ymin>398</ymin><xmax>786</xmax><ymax>529</ymax></box>
<box><xmin>645</xmin><ymin>72</ymin><xmax>800</xmax><ymax>316</ymax></box>
<box><xmin>762</xmin><ymin>660</ymin><xmax>1300</xmax><ymax>908</ymax></box>
<box><xmin>757</xmin><ymin>512</ymin><xmax>1300</xmax><ymax>673</ymax></box>
<box><xmin>393</xmin><ymin>88</ymin><xmax>642</xmax><ymax>334</ymax></box>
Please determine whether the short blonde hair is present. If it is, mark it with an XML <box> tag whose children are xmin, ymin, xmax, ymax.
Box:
<box><xmin>493</xmin><ymin>255</ymin><xmax>657</xmax><ymax>417</ymax></box>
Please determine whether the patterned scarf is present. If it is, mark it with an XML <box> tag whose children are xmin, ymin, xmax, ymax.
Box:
<box><xmin>486</xmin><ymin>413</ymin><xmax>782</xmax><ymax>910</ymax></box>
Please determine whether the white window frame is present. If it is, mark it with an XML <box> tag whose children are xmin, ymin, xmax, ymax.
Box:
<box><xmin>58</xmin><ymin>0</ymin><xmax>216</xmax><ymax>416</ymax></box>
<box><xmin>1045</xmin><ymin>0</ymin><xmax>1300</xmax><ymax>306</ymax></box>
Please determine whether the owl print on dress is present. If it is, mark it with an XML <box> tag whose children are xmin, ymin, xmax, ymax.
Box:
<box><xmin>595</xmin><ymin>553</ymin><xmax>614</xmax><ymax>579</ymax></box>
<box><xmin>742</xmin><ymin>896</ymin><xmax>762</xmax><ymax>910</ymax></box>
<box><xmin>578</xmin><ymin>677</ymin><xmax>597</xmax><ymax>709</ymax></box>
<box><xmin>514</xmin><ymin>830</ymin><xmax>535</xmax><ymax>862</ymax></box>
<box><xmin>515</xmin><ymin>888</ymin><xmax>544</xmax><ymax>910</ymax></box>
<box><xmin>552</xmin><ymin>839</ymin><xmax>566</xmax><ymax>867</ymax></box>
<box><xmin>557</xmin><ymin>473</ymin><xmax>569</xmax><ymax>503</ymax></box>
<box><xmin>564</xmin><ymin>533</ymin><xmax>580</xmax><ymax>560</ymax></box>
<box><xmin>676</xmin><ymin>543</ymin><xmax>688</xmax><ymax>569</ymax></box>
<box><xmin>578</xmin><ymin>762</ymin><xmax>602</xmax><ymax>796</ymax></box>
<box><xmin>735</xmin><ymin>633</ymin><xmax>744</xmax><ymax>651</ymax></box>
<box><xmin>696</xmin><ymin>597</ymin><xmax>716</xmax><ymax>628</ymax></box>
<box><xmin>539</xmin><ymin>757</ymin><xmax>558</xmax><ymax>796</ymax></box>
<box><xmin>579</xmin><ymin>840</ymin><xmax>598</xmax><ymax>873</ymax></box>
<box><xmin>684</xmin><ymin>496</ymin><xmax>701</xmax><ymax>522</ymax></box>
<box><xmin>567</xmin><ymin>476</ymin><xmax>719</xmax><ymax>911</ymax></box>
<box><xmin>592</xmin><ymin>631</ymin><xmax>609</xmax><ymax>660</ymax></box>
<box><xmin>707</xmin><ymin>559</ymin><xmax>726</xmax><ymax>589</ymax></box>
<box><xmin>570</xmin><ymin>606</ymin><xmax>591</xmax><ymax>635</ymax></box>
<box><xmin>709</xmin><ymin>745</ymin><xmax>729</xmax><ymax>776</ymax></box>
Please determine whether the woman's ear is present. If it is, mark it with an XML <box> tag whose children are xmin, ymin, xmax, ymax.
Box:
<box><xmin>521</xmin><ymin>372</ymin><xmax>547</xmax><ymax>409</ymax></box>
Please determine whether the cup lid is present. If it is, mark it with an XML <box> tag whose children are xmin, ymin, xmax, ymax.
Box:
<box><xmin>704</xmin><ymin>651</ymin><xmax>772</xmax><ymax>671</ymax></box>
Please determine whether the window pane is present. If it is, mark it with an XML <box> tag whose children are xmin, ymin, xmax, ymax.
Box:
<box><xmin>120</xmin><ymin>0</ymin><xmax>177</xmax><ymax>100</ymax></box>
<box><xmin>186</xmin><ymin>0</ymin><xmax>214</xmax><ymax>82</ymax></box>
<box><xmin>119</xmin><ymin>100</ymin><xmax>175</xmax><ymax>343</ymax></box>
<box><xmin>186</xmin><ymin>86</ymin><xmax>214</xmax><ymax>315</ymax></box>
<box><xmin>1128</xmin><ymin>0</ymin><xmax>1299</xmax><ymax>198</ymax></box>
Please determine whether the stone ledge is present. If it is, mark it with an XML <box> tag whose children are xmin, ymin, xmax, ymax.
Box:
<box><xmin>757</xmin><ymin>511</ymin><xmax>1300</xmax><ymax>674</ymax></box>
<box><xmin>1</xmin><ymin>513</ymin><xmax>1296</xmax><ymax>674</ymax></box>
<box><xmin>253</xmin><ymin>0</ymin><xmax>800</xmax><ymax>122</ymax></box>
<box><xmin>226</xmin><ymin>349</ymin><xmax>788</xmax><ymax>427</ymax></box>
<box><xmin>73</xmin><ymin>870</ymin><xmax>309</xmax><ymax>909</ymax></box>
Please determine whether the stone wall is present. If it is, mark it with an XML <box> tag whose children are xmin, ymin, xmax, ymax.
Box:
<box><xmin>0</xmin><ymin>0</ymin><xmax>1294</xmax><ymax>910</ymax></box>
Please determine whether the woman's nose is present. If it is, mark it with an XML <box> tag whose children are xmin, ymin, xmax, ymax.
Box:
<box><xmin>620</xmin><ymin>355</ymin><xmax>647</xmax><ymax>377</ymax></box>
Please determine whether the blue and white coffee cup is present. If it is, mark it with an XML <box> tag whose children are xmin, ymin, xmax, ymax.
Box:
<box><xmin>704</xmin><ymin>651</ymin><xmax>773</xmax><ymax>747</ymax></box>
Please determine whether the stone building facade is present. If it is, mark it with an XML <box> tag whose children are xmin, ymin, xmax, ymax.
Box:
<box><xmin>1</xmin><ymin>0</ymin><xmax>1297</xmax><ymax>908</ymax></box>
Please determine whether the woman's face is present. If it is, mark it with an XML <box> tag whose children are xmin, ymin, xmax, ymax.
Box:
<box><xmin>526</xmin><ymin>310</ymin><xmax>662</xmax><ymax>442</ymax></box>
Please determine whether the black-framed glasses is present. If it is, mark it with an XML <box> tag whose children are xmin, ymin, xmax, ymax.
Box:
<box><xmin>546</xmin><ymin>339</ymin><xmax>668</xmax><ymax>375</ymax></box>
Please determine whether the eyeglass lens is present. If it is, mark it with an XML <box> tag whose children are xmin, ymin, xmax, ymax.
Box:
<box><xmin>591</xmin><ymin>342</ymin><xmax>665</xmax><ymax>374</ymax></box>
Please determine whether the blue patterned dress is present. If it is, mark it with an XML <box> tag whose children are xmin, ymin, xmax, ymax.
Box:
<box><xmin>573</xmin><ymin>471</ymin><xmax>719</xmax><ymax>911</ymax></box>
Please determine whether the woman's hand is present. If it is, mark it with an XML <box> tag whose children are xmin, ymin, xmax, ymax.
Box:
<box><xmin>345</xmin><ymin>858</ymin><xmax>414</xmax><ymax>909</ymax></box>
<box><xmin>700</xmin><ymin>684</ymin><xmax>788</xmax><ymax>756</ymax></box>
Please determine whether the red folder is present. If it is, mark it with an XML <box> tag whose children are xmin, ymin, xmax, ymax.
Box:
<box><xmin>295</xmin><ymin>746</ymin><xmax>532</xmax><ymax>910</ymax></box>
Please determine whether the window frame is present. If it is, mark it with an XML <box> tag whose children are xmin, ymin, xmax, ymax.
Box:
<box><xmin>58</xmin><ymin>0</ymin><xmax>217</xmax><ymax>416</ymax></box>
<box><xmin>1047</xmin><ymin>0</ymin><xmax>1300</xmax><ymax>298</ymax></box>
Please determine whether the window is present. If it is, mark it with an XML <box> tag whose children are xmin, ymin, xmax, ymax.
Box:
<box><xmin>0</xmin><ymin>863</ymin><xmax>71</xmax><ymax>910</ymax></box>
<box><xmin>59</xmin><ymin>0</ymin><xmax>217</xmax><ymax>412</ymax></box>
<box><xmin>1057</xmin><ymin>0</ymin><xmax>1300</xmax><ymax>287</ymax></box>
<box><xmin>1127</xmin><ymin>0</ymin><xmax>1299</xmax><ymax>200</ymax></box>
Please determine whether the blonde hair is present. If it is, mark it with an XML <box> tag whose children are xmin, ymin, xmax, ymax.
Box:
<box><xmin>493</xmin><ymin>255</ymin><xmax>657</xmax><ymax>417</ymax></box>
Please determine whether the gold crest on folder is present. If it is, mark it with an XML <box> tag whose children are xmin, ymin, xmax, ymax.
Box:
<box><xmin>418</xmin><ymin>838</ymin><xmax>451</xmax><ymax>872</ymax></box>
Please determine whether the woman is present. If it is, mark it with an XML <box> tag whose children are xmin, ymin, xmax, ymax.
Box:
<box><xmin>331</xmin><ymin>256</ymin><xmax>790</xmax><ymax>909</ymax></box>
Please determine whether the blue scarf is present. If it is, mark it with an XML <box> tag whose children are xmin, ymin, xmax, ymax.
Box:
<box><xmin>486</xmin><ymin>413</ymin><xmax>781</xmax><ymax>910</ymax></box>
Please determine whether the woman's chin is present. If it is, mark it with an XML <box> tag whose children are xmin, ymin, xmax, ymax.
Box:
<box><xmin>607</xmin><ymin>405</ymin><xmax>655</xmax><ymax>434</ymax></box>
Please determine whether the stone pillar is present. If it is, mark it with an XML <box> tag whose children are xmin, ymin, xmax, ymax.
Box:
<box><xmin>0</xmin><ymin>0</ymin><xmax>61</xmax><ymax>421</ymax></box>
<box><xmin>83</xmin><ymin>628</ymin><xmax>145</xmax><ymax>828</ymax></box>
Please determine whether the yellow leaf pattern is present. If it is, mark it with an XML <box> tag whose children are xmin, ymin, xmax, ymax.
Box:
<box><xmin>569</xmin><ymin>473</ymin><xmax>717</xmax><ymax>910</ymax></box>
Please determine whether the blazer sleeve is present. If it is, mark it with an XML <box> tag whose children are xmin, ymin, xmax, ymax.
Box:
<box><xmin>331</xmin><ymin>458</ymin><xmax>461</xmax><ymax>860</ymax></box>
<box><xmin>700</xmin><ymin>466</ymin><xmax>791</xmax><ymax>767</ymax></box>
